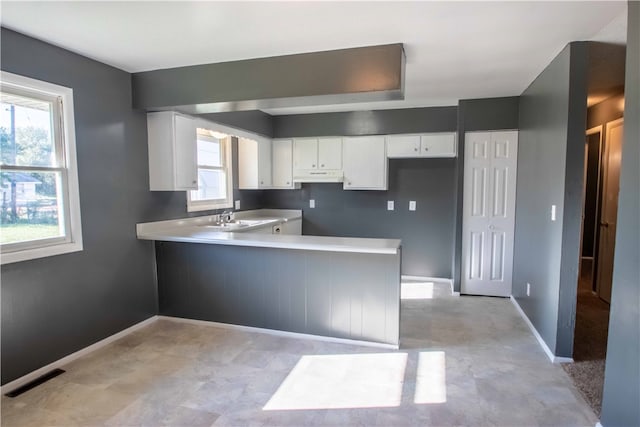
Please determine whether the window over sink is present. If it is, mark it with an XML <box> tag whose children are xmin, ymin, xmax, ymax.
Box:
<box><xmin>187</xmin><ymin>128</ymin><xmax>233</xmax><ymax>212</ymax></box>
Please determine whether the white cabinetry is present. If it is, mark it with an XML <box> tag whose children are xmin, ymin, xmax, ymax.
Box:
<box><xmin>342</xmin><ymin>136</ymin><xmax>387</xmax><ymax>190</ymax></box>
<box><xmin>317</xmin><ymin>138</ymin><xmax>342</xmax><ymax>169</ymax></box>
<box><xmin>420</xmin><ymin>133</ymin><xmax>456</xmax><ymax>157</ymax></box>
<box><xmin>293</xmin><ymin>137</ymin><xmax>342</xmax><ymax>171</ymax></box>
<box><xmin>387</xmin><ymin>132</ymin><xmax>456</xmax><ymax>158</ymax></box>
<box><xmin>238</xmin><ymin>137</ymin><xmax>272</xmax><ymax>189</ymax></box>
<box><xmin>147</xmin><ymin>111</ymin><xmax>197</xmax><ymax>191</ymax></box>
<box><xmin>272</xmin><ymin>139</ymin><xmax>296</xmax><ymax>189</ymax></box>
<box><xmin>386</xmin><ymin>134</ymin><xmax>421</xmax><ymax>157</ymax></box>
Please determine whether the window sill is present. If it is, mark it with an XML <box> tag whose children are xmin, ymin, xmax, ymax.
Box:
<box><xmin>1</xmin><ymin>241</ymin><xmax>83</xmax><ymax>265</ymax></box>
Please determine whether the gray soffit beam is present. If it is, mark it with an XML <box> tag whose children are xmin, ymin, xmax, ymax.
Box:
<box><xmin>132</xmin><ymin>44</ymin><xmax>405</xmax><ymax>113</ymax></box>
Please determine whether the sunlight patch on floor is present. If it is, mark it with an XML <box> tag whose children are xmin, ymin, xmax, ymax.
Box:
<box><xmin>401</xmin><ymin>281</ymin><xmax>435</xmax><ymax>300</ymax></box>
<box><xmin>414</xmin><ymin>351</ymin><xmax>447</xmax><ymax>404</ymax></box>
<box><xmin>263</xmin><ymin>353</ymin><xmax>407</xmax><ymax>410</ymax></box>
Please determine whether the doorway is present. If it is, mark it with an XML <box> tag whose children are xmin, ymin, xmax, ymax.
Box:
<box><xmin>566</xmin><ymin>96</ymin><xmax>624</xmax><ymax>416</ymax></box>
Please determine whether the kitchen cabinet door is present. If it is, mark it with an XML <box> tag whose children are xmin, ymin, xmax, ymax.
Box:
<box><xmin>272</xmin><ymin>139</ymin><xmax>295</xmax><ymax>188</ymax></box>
<box><xmin>147</xmin><ymin>111</ymin><xmax>197</xmax><ymax>191</ymax></box>
<box><xmin>293</xmin><ymin>138</ymin><xmax>318</xmax><ymax>170</ymax></box>
<box><xmin>386</xmin><ymin>134</ymin><xmax>421</xmax><ymax>158</ymax></box>
<box><xmin>343</xmin><ymin>136</ymin><xmax>387</xmax><ymax>190</ymax></box>
<box><xmin>318</xmin><ymin>137</ymin><xmax>342</xmax><ymax>169</ymax></box>
<box><xmin>421</xmin><ymin>133</ymin><xmax>456</xmax><ymax>157</ymax></box>
<box><xmin>238</xmin><ymin>138</ymin><xmax>272</xmax><ymax>189</ymax></box>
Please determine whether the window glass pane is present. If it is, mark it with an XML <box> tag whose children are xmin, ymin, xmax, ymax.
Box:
<box><xmin>0</xmin><ymin>171</ymin><xmax>64</xmax><ymax>244</ymax></box>
<box><xmin>0</xmin><ymin>92</ymin><xmax>56</xmax><ymax>167</ymax></box>
<box><xmin>190</xmin><ymin>169</ymin><xmax>226</xmax><ymax>201</ymax></box>
<box><xmin>197</xmin><ymin>137</ymin><xmax>222</xmax><ymax>167</ymax></box>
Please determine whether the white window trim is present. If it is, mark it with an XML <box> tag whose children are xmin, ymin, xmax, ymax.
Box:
<box><xmin>187</xmin><ymin>133</ymin><xmax>233</xmax><ymax>212</ymax></box>
<box><xmin>0</xmin><ymin>71</ymin><xmax>83</xmax><ymax>265</ymax></box>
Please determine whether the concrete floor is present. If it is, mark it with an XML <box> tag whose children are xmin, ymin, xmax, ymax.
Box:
<box><xmin>1</xmin><ymin>281</ymin><xmax>598</xmax><ymax>426</ymax></box>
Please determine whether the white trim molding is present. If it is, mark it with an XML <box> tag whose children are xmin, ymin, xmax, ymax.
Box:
<box><xmin>0</xmin><ymin>71</ymin><xmax>83</xmax><ymax>265</ymax></box>
<box><xmin>0</xmin><ymin>316</ymin><xmax>158</xmax><ymax>395</ymax></box>
<box><xmin>158</xmin><ymin>315</ymin><xmax>399</xmax><ymax>350</ymax></box>
<box><xmin>510</xmin><ymin>296</ymin><xmax>574</xmax><ymax>364</ymax></box>
<box><xmin>401</xmin><ymin>275</ymin><xmax>459</xmax><ymax>296</ymax></box>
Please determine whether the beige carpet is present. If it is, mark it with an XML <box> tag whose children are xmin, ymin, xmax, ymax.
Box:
<box><xmin>562</xmin><ymin>259</ymin><xmax>610</xmax><ymax>417</ymax></box>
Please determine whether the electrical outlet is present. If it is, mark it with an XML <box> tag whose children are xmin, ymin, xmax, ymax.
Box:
<box><xmin>234</xmin><ymin>200</ymin><xmax>241</xmax><ymax>210</ymax></box>
<box><xmin>309</xmin><ymin>199</ymin><xmax>315</xmax><ymax>208</ymax></box>
<box><xmin>409</xmin><ymin>201</ymin><xmax>416</xmax><ymax>211</ymax></box>
<box><xmin>387</xmin><ymin>201</ymin><xmax>394</xmax><ymax>211</ymax></box>
<box><xmin>551</xmin><ymin>205</ymin><xmax>556</xmax><ymax>221</ymax></box>
<box><xmin>526</xmin><ymin>282</ymin><xmax>531</xmax><ymax>297</ymax></box>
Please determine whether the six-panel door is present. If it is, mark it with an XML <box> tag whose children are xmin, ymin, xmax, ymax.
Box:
<box><xmin>462</xmin><ymin>131</ymin><xmax>518</xmax><ymax>297</ymax></box>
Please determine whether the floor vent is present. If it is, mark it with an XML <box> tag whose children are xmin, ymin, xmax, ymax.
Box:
<box><xmin>4</xmin><ymin>369</ymin><xmax>66</xmax><ymax>398</ymax></box>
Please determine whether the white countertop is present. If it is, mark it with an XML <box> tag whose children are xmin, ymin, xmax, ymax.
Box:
<box><xmin>136</xmin><ymin>209</ymin><xmax>401</xmax><ymax>255</ymax></box>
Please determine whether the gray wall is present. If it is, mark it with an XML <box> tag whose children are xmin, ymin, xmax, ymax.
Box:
<box><xmin>0</xmin><ymin>29</ymin><xmax>260</xmax><ymax>385</ymax></box>
<box><xmin>600</xmin><ymin>2</ymin><xmax>640</xmax><ymax>425</ymax></box>
<box><xmin>512</xmin><ymin>43</ymin><xmax>589</xmax><ymax>357</ymax></box>
<box><xmin>453</xmin><ymin>97</ymin><xmax>520</xmax><ymax>291</ymax></box>
<box><xmin>0</xmin><ymin>28</ymin><xmax>158</xmax><ymax>384</ymax></box>
<box><xmin>273</xmin><ymin>107</ymin><xmax>457</xmax><ymax>138</ymax></box>
<box><xmin>263</xmin><ymin>107</ymin><xmax>457</xmax><ymax>278</ymax></box>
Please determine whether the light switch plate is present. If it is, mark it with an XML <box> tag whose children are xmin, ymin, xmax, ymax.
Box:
<box><xmin>309</xmin><ymin>199</ymin><xmax>315</xmax><ymax>208</ymax></box>
<box><xmin>234</xmin><ymin>200</ymin><xmax>241</xmax><ymax>210</ymax></box>
<box><xmin>551</xmin><ymin>205</ymin><xmax>556</xmax><ymax>221</ymax></box>
<box><xmin>409</xmin><ymin>201</ymin><xmax>416</xmax><ymax>211</ymax></box>
<box><xmin>387</xmin><ymin>201</ymin><xmax>394</xmax><ymax>211</ymax></box>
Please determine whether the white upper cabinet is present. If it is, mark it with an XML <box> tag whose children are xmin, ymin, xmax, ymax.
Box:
<box><xmin>421</xmin><ymin>133</ymin><xmax>457</xmax><ymax>157</ymax></box>
<box><xmin>386</xmin><ymin>132</ymin><xmax>457</xmax><ymax>158</ymax></box>
<box><xmin>343</xmin><ymin>136</ymin><xmax>387</xmax><ymax>190</ymax></box>
<box><xmin>386</xmin><ymin>134</ymin><xmax>421</xmax><ymax>158</ymax></box>
<box><xmin>238</xmin><ymin>137</ymin><xmax>272</xmax><ymax>189</ymax></box>
<box><xmin>293</xmin><ymin>137</ymin><xmax>343</xmax><ymax>171</ymax></box>
<box><xmin>318</xmin><ymin>137</ymin><xmax>342</xmax><ymax>169</ymax></box>
<box><xmin>147</xmin><ymin>111</ymin><xmax>197</xmax><ymax>191</ymax></box>
<box><xmin>293</xmin><ymin>138</ymin><xmax>318</xmax><ymax>170</ymax></box>
<box><xmin>272</xmin><ymin>139</ymin><xmax>296</xmax><ymax>189</ymax></box>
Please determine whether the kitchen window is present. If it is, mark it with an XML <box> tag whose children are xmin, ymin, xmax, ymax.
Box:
<box><xmin>187</xmin><ymin>128</ymin><xmax>233</xmax><ymax>211</ymax></box>
<box><xmin>0</xmin><ymin>71</ymin><xmax>82</xmax><ymax>264</ymax></box>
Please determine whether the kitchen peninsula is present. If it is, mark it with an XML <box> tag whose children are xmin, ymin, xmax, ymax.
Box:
<box><xmin>137</xmin><ymin>209</ymin><xmax>401</xmax><ymax>347</ymax></box>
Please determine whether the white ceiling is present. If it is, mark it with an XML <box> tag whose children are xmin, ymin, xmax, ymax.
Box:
<box><xmin>0</xmin><ymin>1</ymin><xmax>627</xmax><ymax>115</ymax></box>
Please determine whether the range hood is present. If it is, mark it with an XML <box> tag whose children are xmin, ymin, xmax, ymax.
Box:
<box><xmin>293</xmin><ymin>170</ymin><xmax>344</xmax><ymax>183</ymax></box>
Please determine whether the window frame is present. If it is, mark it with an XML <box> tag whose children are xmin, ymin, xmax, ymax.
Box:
<box><xmin>186</xmin><ymin>130</ymin><xmax>233</xmax><ymax>212</ymax></box>
<box><xmin>0</xmin><ymin>71</ymin><xmax>83</xmax><ymax>264</ymax></box>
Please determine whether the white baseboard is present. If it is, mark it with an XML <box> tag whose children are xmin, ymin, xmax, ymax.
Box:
<box><xmin>596</xmin><ymin>422</ymin><xmax>603</xmax><ymax>427</ymax></box>
<box><xmin>510</xmin><ymin>297</ymin><xmax>574</xmax><ymax>364</ymax></box>
<box><xmin>401</xmin><ymin>275</ymin><xmax>459</xmax><ymax>296</ymax></box>
<box><xmin>158</xmin><ymin>315</ymin><xmax>399</xmax><ymax>350</ymax></box>
<box><xmin>1</xmin><ymin>316</ymin><xmax>158</xmax><ymax>395</ymax></box>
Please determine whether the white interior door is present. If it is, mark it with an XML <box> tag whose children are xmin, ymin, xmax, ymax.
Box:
<box><xmin>596</xmin><ymin>118</ymin><xmax>624</xmax><ymax>303</ymax></box>
<box><xmin>462</xmin><ymin>131</ymin><xmax>518</xmax><ymax>297</ymax></box>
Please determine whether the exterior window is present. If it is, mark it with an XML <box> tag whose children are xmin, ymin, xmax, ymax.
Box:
<box><xmin>0</xmin><ymin>71</ymin><xmax>82</xmax><ymax>264</ymax></box>
<box><xmin>187</xmin><ymin>129</ymin><xmax>233</xmax><ymax>212</ymax></box>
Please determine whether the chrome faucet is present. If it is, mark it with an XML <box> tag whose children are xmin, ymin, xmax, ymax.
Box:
<box><xmin>220</xmin><ymin>209</ymin><xmax>233</xmax><ymax>224</ymax></box>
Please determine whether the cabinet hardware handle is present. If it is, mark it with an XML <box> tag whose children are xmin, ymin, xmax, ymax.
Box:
<box><xmin>414</xmin><ymin>148</ymin><xmax>418</xmax><ymax>152</ymax></box>
<box><xmin>321</xmin><ymin>164</ymin><xmax>325</xmax><ymax>167</ymax></box>
<box><xmin>286</xmin><ymin>182</ymin><xmax>290</xmax><ymax>185</ymax></box>
<box><xmin>424</xmin><ymin>147</ymin><xmax>429</xmax><ymax>151</ymax></box>
<box><xmin>192</xmin><ymin>180</ymin><xmax>197</xmax><ymax>184</ymax></box>
<box><xmin>312</xmin><ymin>164</ymin><xmax>316</xmax><ymax>167</ymax></box>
